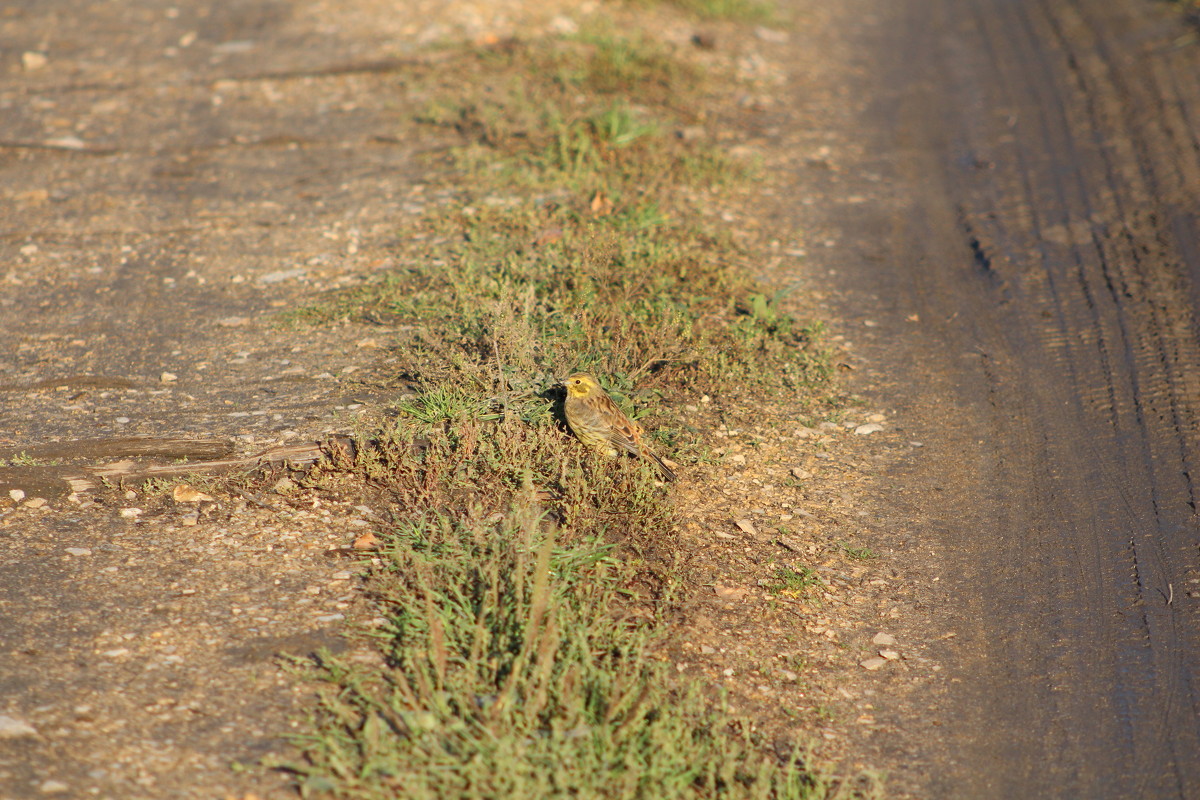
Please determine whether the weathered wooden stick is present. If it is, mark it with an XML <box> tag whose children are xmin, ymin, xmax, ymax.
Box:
<box><xmin>0</xmin><ymin>436</ymin><xmax>360</xmax><ymax>498</ymax></box>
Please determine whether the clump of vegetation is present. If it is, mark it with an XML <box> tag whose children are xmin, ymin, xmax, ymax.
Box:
<box><xmin>276</xmin><ymin>402</ymin><xmax>841</xmax><ymax>797</ymax></box>
<box><xmin>292</xmin><ymin>29</ymin><xmax>830</xmax><ymax>404</ymax></box>
<box><xmin>626</xmin><ymin>0</ymin><xmax>777</xmax><ymax>23</ymax></box>
<box><xmin>765</xmin><ymin>566</ymin><xmax>825</xmax><ymax>598</ymax></box>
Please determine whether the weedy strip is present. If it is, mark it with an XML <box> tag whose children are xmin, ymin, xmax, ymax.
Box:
<box><xmin>279</xmin><ymin>9</ymin><xmax>855</xmax><ymax>798</ymax></box>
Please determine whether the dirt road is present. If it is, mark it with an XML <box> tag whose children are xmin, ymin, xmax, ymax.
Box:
<box><xmin>799</xmin><ymin>0</ymin><xmax>1200</xmax><ymax>795</ymax></box>
<box><xmin>4</xmin><ymin>0</ymin><xmax>1200</xmax><ymax>797</ymax></box>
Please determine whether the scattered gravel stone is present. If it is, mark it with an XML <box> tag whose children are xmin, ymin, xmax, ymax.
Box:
<box><xmin>258</xmin><ymin>268</ymin><xmax>307</xmax><ymax>284</ymax></box>
<box><xmin>775</xmin><ymin>535</ymin><xmax>806</xmax><ymax>553</ymax></box>
<box><xmin>172</xmin><ymin>484</ymin><xmax>214</xmax><ymax>503</ymax></box>
<box><xmin>22</xmin><ymin>51</ymin><xmax>49</xmax><ymax>70</ymax></box>
<box><xmin>734</xmin><ymin>518</ymin><xmax>758</xmax><ymax>536</ymax></box>
<box><xmin>879</xmin><ymin>649</ymin><xmax>902</xmax><ymax>661</ymax></box>
<box><xmin>314</xmin><ymin>613</ymin><xmax>345</xmax><ymax>623</ymax></box>
<box><xmin>45</xmin><ymin>135</ymin><xmax>87</xmax><ymax>150</ymax></box>
<box><xmin>160</xmin><ymin>372</ymin><xmax>178</xmax><ymax>383</ymax></box>
<box><xmin>38</xmin><ymin>780</ymin><xmax>69</xmax><ymax>794</ymax></box>
<box><xmin>755</xmin><ymin>26</ymin><xmax>789</xmax><ymax>43</ymax></box>
<box><xmin>119</xmin><ymin>508</ymin><xmax>142</xmax><ymax>519</ymax></box>
<box><xmin>817</xmin><ymin>421</ymin><xmax>840</xmax><ymax>433</ymax></box>
<box><xmin>65</xmin><ymin>548</ymin><xmax>92</xmax><ymax>556</ymax></box>
<box><xmin>9</xmin><ymin>489</ymin><xmax>25</xmax><ymax>502</ymax></box>
<box><xmin>714</xmin><ymin>584</ymin><xmax>749</xmax><ymax>600</ymax></box>
<box><xmin>101</xmin><ymin>648</ymin><xmax>130</xmax><ymax>658</ymax></box>
<box><xmin>352</xmin><ymin>532</ymin><xmax>380</xmax><ymax>550</ymax></box>
<box><xmin>180</xmin><ymin>512</ymin><xmax>199</xmax><ymax>527</ymax></box>
<box><xmin>700</xmin><ymin>644</ymin><xmax>717</xmax><ymax>655</ymax></box>
<box><xmin>0</xmin><ymin>714</ymin><xmax>38</xmax><ymax>738</ymax></box>
<box><xmin>872</xmin><ymin>632</ymin><xmax>897</xmax><ymax>646</ymax></box>
<box><xmin>854</xmin><ymin>423</ymin><xmax>884</xmax><ymax>435</ymax></box>
<box><xmin>23</xmin><ymin>497</ymin><xmax>47</xmax><ymax>509</ymax></box>
<box><xmin>790</xmin><ymin>467</ymin><xmax>812</xmax><ymax>480</ymax></box>
<box><xmin>272</xmin><ymin>478</ymin><xmax>299</xmax><ymax>494</ymax></box>
<box><xmin>860</xmin><ymin>656</ymin><xmax>889</xmax><ymax>671</ymax></box>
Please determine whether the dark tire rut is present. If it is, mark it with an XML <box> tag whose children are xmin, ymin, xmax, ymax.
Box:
<box><xmin>814</xmin><ymin>0</ymin><xmax>1200</xmax><ymax>795</ymax></box>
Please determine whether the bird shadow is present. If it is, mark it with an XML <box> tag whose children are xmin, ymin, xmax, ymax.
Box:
<box><xmin>539</xmin><ymin>384</ymin><xmax>571</xmax><ymax>433</ymax></box>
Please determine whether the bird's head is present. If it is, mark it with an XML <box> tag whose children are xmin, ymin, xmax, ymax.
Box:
<box><xmin>564</xmin><ymin>373</ymin><xmax>601</xmax><ymax>399</ymax></box>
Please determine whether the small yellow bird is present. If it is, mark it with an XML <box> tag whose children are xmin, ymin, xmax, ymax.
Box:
<box><xmin>562</xmin><ymin>373</ymin><xmax>676</xmax><ymax>482</ymax></box>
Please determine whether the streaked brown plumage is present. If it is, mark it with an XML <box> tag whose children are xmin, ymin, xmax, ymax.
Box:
<box><xmin>563</xmin><ymin>373</ymin><xmax>676</xmax><ymax>481</ymax></box>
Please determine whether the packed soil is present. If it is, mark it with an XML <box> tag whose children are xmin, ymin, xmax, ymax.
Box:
<box><xmin>3</xmin><ymin>0</ymin><xmax>1200</xmax><ymax>799</ymax></box>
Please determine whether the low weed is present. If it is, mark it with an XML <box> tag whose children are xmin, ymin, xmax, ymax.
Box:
<box><xmin>282</xmin><ymin>409</ymin><xmax>832</xmax><ymax>797</ymax></box>
<box><xmin>765</xmin><ymin>566</ymin><xmax>825</xmax><ymax>598</ymax></box>
<box><xmin>838</xmin><ymin>542</ymin><xmax>877</xmax><ymax>561</ymax></box>
<box><xmin>297</xmin><ymin>29</ymin><xmax>829</xmax><ymax>400</ymax></box>
<box><xmin>627</xmin><ymin>0</ymin><xmax>777</xmax><ymax>23</ymax></box>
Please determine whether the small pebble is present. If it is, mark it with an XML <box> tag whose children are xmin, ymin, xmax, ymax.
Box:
<box><xmin>22</xmin><ymin>51</ymin><xmax>48</xmax><ymax>70</ymax></box>
<box><xmin>0</xmin><ymin>714</ymin><xmax>37</xmax><ymax>738</ymax></box>
<box><xmin>872</xmin><ymin>632</ymin><xmax>897</xmax><ymax>646</ymax></box>
<box><xmin>700</xmin><ymin>644</ymin><xmax>716</xmax><ymax>655</ymax></box>
<box><xmin>879</xmin><ymin>649</ymin><xmax>901</xmax><ymax>661</ymax></box>
<box><xmin>172</xmin><ymin>484</ymin><xmax>213</xmax><ymax>503</ymax></box>
<box><xmin>352</xmin><ymin>532</ymin><xmax>379</xmax><ymax>550</ymax></box>
<box><xmin>38</xmin><ymin>780</ymin><xmax>69</xmax><ymax>794</ymax></box>
<box><xmin>854</xmin><ymin>423</ymin><xmax>884</xmax><ymax>435</ymax></box>
<box><xmin>24</xmin><ymin>497</ymin><xmax>47</xmax><ymax>509</ymax></box>
<box><xmin>860</xmin><ymin>656</ymin><xmax>888</xmax><ymax>671</ymax></box>
<box><xmin>65</xmin><ymin>547</ymin><xmax>91</xmax><ymax>556</ymax></box>
<box><xmin>8</xmin><ymin>489</ymin><xmax>25</xmax><ymax>502</ymax></box>
<box><xmin>119</xmin><ymin>508</ymin><xmax>142</xmax><ymax>519</ymax></box>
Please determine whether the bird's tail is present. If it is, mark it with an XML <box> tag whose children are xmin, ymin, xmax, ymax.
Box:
<box><xmin>642</xmin><ymin>447</ymin><xmax>677</xmax><ymax>482</ymax></box>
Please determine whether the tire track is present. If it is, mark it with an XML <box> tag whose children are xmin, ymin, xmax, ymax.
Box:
<box><xmin>843</xmin><ymin>0</ymin><xmax>1200</xmax><ymax>794</ymax></box>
